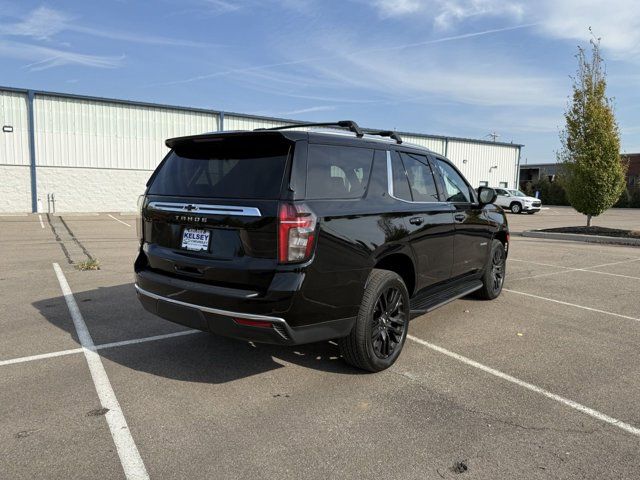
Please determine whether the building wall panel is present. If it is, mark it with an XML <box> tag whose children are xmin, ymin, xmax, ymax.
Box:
<box><xmin>446</xmin><ymin>140</ymin><xmax>519</xmax><ymax>189</ymax></box>
<box><xmin>224</xmin><ymin>115</ymin><xmax>291</xmax><ymax>131</ymax></box>
<box><xmin>34</xmin><ymin>95</ymin><xmax>219</xmax><ymax>170</ymax></box>
<box><xmin>0</xmin><ymin>90</ymin><xmax>30</xmax><ymax>167</ymax></box>
<box><xmin>401</xmin><ymin>135</ymin><xmax>447</xmax><ymax>155</ymax></box>
<box><xmin>0</xmin><ymin>165</ymin><xmax>31</xmax><ymax>212</ymax></box>
<box><xmin>37</xmin><ymin>166</ymin><xmax>150</xmax><ymax>212</ymax></box>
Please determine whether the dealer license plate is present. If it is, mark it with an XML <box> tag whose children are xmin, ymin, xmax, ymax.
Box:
<box><xmin>181</xmin><ymin>228</ymin><xmax>210</xmax><ymax>252</ymax></box>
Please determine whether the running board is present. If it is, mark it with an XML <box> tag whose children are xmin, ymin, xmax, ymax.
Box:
<box><xmin>409</xmin><ymin>280</ymin><xmax>483</xmax><ymax>315</ymax></box>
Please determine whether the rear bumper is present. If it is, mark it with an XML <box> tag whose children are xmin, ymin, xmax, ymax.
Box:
<box><xmin>134</xmin><ymin>277</ymin><xmax>355</xmax><ymax>345</ymax></box>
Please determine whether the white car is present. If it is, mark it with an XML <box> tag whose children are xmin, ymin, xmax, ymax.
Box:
<box><xmin>494</xmin><ymin>188</ymin><xmax>542</xmax><ymax>214</ymax></box>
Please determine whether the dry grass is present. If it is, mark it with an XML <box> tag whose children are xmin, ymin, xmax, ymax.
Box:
<box><xmin>75</xmin><ymin>259</ymin><xmax>100</xmax><ymax>271</ymax></box>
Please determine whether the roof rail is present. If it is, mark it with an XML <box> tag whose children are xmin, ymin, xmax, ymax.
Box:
<box><xmin>366</xmin><ymin>130</ymin><xmax>403</xmax><ymax>144</ymax></box>
<box><xmin>255</xmin><ymin>120</ymin><xmax>364</xmax><ymax>138</ymax></box>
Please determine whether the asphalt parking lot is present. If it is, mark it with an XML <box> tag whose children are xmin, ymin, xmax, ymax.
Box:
<box><xmin>1</xmin><ymin>208</ymin><xmax>639</xmax><ymax>479</ymax></box>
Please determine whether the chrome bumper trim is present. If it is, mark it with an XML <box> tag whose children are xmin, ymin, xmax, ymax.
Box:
<box><xmin>134</xmin><ymin>284</ymin><xmax>287</xmax><ymax>324</ymax></box>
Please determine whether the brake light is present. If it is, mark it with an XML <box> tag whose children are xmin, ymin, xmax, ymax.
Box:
<box><xmin>278</xmin><ymin>202</ymin><xmax>317</xmax><ymax>263</ymax></box>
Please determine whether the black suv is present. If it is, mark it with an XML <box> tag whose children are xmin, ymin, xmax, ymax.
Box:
<box><xmin>135</xmin><ymin>121</ymin><xmax>509</xmax><ymax>372</ymax></box>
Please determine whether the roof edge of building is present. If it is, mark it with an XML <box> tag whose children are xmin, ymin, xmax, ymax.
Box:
<box><xmin>0</xmin><ymin>84</ymin><xmax>524</xmax><ymax>149</ymax></box>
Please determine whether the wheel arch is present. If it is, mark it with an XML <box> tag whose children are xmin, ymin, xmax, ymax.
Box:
<box><xmin>494</xmin><ymin>229</ymin><xmax>508</xmax><ymax>248</ymax></box>
<box><xmin>372</xmin><ymin>252</ymin><xmax>416</xmax><ymax>297</ymax></box>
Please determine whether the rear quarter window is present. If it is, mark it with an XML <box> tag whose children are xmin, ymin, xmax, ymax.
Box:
<box><xmin>306</xmin><ymin>144</ymin><xmax>374</xmax><ymax>199</ymax></box>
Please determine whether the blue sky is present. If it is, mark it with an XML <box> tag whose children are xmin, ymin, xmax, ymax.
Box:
<box><xmin>1</xmin><ymin>0</ymin><xmax>639</xmax><ymax>163</ymax></box>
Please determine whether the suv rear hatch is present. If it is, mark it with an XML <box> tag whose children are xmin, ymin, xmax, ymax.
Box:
<box><xmin>140</xmin><ymin>133</ymin><xmax>293</xmax><ymax>293</ymax></box>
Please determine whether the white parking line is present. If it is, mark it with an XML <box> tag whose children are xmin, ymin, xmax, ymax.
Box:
<box><xmin>510</xmin><ymin>258</ymin><xmax>640</xmax><ymax>281</ymax></box>
<box><xmin>0</xmin><ymin>347</ymin><xmax>83</xmax><ymax>366</ymax></box>
<box><xmin>0</xmin><ymin>330</ymin><xmax>200</xmax><ymax>368</ymax></box>
<box><xmin>53</xmin><ymin>263</ymin><xmax>149</xmax><ymax>480</ymax></box>
<box><xmin>108</xmin><ymin>214</ymin><xmax>132</xmax><ymax>227</ymax></box>
<box><xmin>38</xmin><ymin>214</ymin><xmax>45</xmax><ymax>229</ymax></box>
<box><xmin>503</xmin><ymin>289</ymin><xmax>640</xmax><ymax>322</ymax></box>
<box><xmin>407</xmin><ymin>335</ymin><xmax>640</xmax><ymax>437</ymax></box>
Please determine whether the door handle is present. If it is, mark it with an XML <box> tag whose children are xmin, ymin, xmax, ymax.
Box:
<box><xmin>409</xmin><ymin>216</ymin><xmax>424</xmax><ymax>225</ymax></box>
<box><xmin>454</xmin><ymin>213</ymin><xmax>466</xmax><ymax>222</ymax></box>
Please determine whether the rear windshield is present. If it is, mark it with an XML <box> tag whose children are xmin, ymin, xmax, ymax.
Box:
<box><xmin>148</xmin><ymin>136</ymin><xmax>291</xmax><ymax>199</ymax></box>
<box><xmin>306</xmin><ymin>144</ymin><xmax>374</xmax><ymax>199</ymax></box>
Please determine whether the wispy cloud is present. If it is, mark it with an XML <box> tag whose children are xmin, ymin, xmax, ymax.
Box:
<box><xmin>370</xmin><ymin>0</ymin><xmax>423</xmax><ymax>17</ymax></box>
<box><xmin>152</xmin><ymin>23</ymin><xmax>535</xmax><ymax>87</ymax></box>
<box><xmin>0</xmin><ymin>40</ymin><xmax>125</xmax><ymax>70</ymax></box>
<box><xmin>279</xmin><ymin>106</ymin><xmax>336</xmax><ymax>115</ymax></box>
<box><xmin>70</xmin><ymin>25</ymin><xmax>212</xmax><ymax>47</ymax></box>
<box><xmin>369</xmin><ymin>0</ymin><xmax>525</xmax><ymax>29</ymax></box>
<box><xmin>167</xmin><ymin>0</ymin><xmax>315</xmax><ymax>17</ymax></box>
<box><xmin>534</xmin><ymin>0</ymin><xmax>640</xmax><ymax>59</ymax></box>
<box><xmin>200</xmin><ymin>0</ymin><xmax>243</xmax><ymax>14</ymax></box>
<box><xmin>306</xmin><ymin>48</ymin><xmax>563</xmax><ymax>108</ymax></box>
<box><xmin>367</xmin><ymin>0</ymin><xmax>640</xmax><ymax>58</ymax></box>
<box><xmin>0</xmin><ymin>6</ymin><xmax>213</xmax><ymax>48</ymax></box>
<box><xmin>0</xmin><ymin>6</ymin><xmax>71</xmax><ymax>39</ymax></box>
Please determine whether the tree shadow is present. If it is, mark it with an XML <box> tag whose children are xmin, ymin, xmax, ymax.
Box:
<box><xmin>33</xmin><ymin>283</ymin><xmax>366</xmax><ymax>384</ymax></box>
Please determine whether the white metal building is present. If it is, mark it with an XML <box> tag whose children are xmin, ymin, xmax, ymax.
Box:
<box><xmin>0</xmin><ymin>87</ymin><xmax>523</xmax><ymax>213</ymax></box>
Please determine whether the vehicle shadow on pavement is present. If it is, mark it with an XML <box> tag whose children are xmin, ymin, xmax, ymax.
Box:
<box><xmin>33</xmin><ymin>283</ymin><xmax>366</xmax><ymax>383</ymax></box>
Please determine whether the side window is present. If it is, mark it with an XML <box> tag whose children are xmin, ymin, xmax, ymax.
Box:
<box><xmin>435</xmin><ymin>159</ymin><xmax>472</xmax><ymax>203</ymax></box>
<box><xmin>390</xmin><ymin>151</ymin><xmax>412</xmax><ymax>201</ymax></box>
<box><xmin>496</xmin><ymin>189</ymin><xmax>508</xmax><ymax>196</ymax></box>
<box><xmin>306</xmin><ymin>145</ymin><xmax>374</xmax><ymax>199</ymax></box>
<box><xmin>400</xmin><ymin>153</ymin><xmax>439</xmax><ymax>202</ymax></box>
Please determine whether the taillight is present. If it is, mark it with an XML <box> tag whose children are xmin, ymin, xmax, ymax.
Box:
<box><xmin>278</xmin><ymin>202</ymin><xmax>317</xmax><ymax>263</ymax></box>
<box><xmin>136</xmin><ymin>195</ymin><xmax>145</xmax><ymax>243</ymax></box>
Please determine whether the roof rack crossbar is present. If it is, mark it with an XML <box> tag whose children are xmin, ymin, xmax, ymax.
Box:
<box><xmin>365</xmin><ymin>130</ymin><xmax>403</xmax><ymax>144</ymax></box>
<box><xmin>255</xmin><ymin>120</ymin><xmax>364</xmax><ymax>138</ymax></box>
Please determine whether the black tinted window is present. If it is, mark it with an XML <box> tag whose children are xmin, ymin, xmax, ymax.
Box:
<box><xmin>400</xmin><ymin>153</ymin><xmax>439</xmax><ymax>202</ymax></box>
<box><xmin>390</xmin><ymin>151</ymin><xmax>412</xmax><ymax>201</ymax></box>
<box><xmin>435</xmin><ymin>159</ymin><xmax>472</xmax><ymax>203</ymax></box>
<box><xmin>306</xmin><ymin>145</ymin><xmax>373</xmax><ymax>199</ymax></box>
<box><xmin>148</xmin><ymin>136</ymin><xmax>290</xmax><ymax>199</ymax></box>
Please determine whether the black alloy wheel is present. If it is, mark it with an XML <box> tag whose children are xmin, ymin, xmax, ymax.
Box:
<box><xmin>371</xmin><ymin>286</ymin><xmax>407</xmax><ymax>359</ymax></box>
<box><xmin>339</xmin><ymin>269</ymin><xmax>410</xmax><ymax>372</ymax></box>
<box><xmin>490</xmin><ymin>245</ymin><xmax>505</xmax><ymax>294</ymax></box>
<box><xmin>474</xmin><ymin>239</ymin><xmax>507</xmax><ymax>300</ymax></box>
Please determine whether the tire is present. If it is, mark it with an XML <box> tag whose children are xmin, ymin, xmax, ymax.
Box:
<box><xmin>474</xmin><ymin>239</ymin><xmax>506</xmax><ymax>300</ymax></box>
<box><xmin>510</xmin><ymin>202</ymin><xmax>522</xmax><ymax>214</ymax></box>
<box><xmin>339</xmin><ymin>269</ymin><xmax>409</xmax><ymax>372</ymax></box>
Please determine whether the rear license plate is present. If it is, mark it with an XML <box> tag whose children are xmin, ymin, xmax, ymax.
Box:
<box><xmin>181</xmin><ymin>228</ymin><xmax>211</xmax><ymax>252</ymax></box>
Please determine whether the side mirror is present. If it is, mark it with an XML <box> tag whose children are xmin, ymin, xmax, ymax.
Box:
<box><xmin>477</xmin><ymin>186</ymin><xmax>497</xmax><ymax>206</ymax></box>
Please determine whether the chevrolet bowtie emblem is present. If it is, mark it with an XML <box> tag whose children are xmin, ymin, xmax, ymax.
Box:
<box><xmin>183</xmin><ymin>204</ymin><xmax>199</xmax><ymax>212</ymax></box>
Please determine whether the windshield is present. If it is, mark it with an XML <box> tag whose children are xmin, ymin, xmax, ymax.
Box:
<box><xmin>508</xmin><ymin>189</ymin><xmax>527</xmax><ymax>197</ymax></box>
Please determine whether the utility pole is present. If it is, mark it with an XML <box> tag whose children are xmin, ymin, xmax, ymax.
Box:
<box><xmin>486</xmin><ymin>132</ymin><xmax>500</xmax><ymax>142</ymax></box>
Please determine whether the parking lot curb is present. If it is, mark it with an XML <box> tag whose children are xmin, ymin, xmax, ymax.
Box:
<box><xmin>522</xmin><ymin>230</ymin><xmax>640</xmax><ymax>246</ymax></box>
